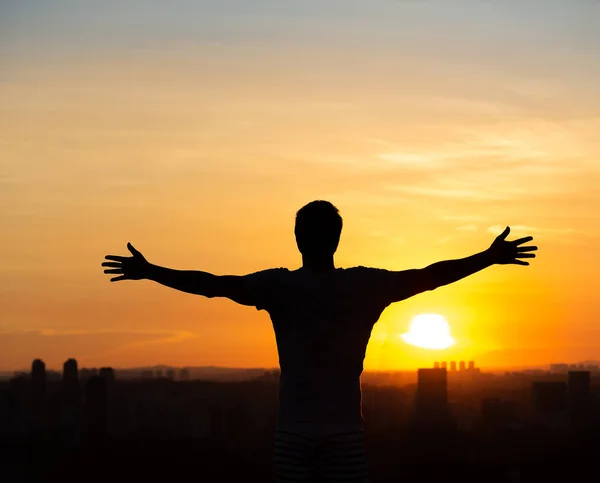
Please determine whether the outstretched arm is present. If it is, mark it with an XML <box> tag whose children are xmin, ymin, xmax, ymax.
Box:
<box><xmin>388</xmin><ymin>226</ymin><xmax>538</xmax><ymax>302</ymax></box>
<box><xmin>102</xmin><ymin>243</ymin><xmax>255</xmax><ymax>306</ymax></box>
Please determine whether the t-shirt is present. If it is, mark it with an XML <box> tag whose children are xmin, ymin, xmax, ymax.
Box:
<box><xmin>243</xmin><ymin>266</ymin><xmax>407</xmax><ymax>425</ymax></box>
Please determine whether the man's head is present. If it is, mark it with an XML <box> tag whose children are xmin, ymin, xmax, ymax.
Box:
<box><xmin>294</xmin><ymin>200</ymin><xmax>343</xmax><ymax>258</ymax></box>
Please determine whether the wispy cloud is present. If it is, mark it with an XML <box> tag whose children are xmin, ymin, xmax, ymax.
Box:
<box><xmin>487</xmin><ymin>225</ymin><xmax>579</xmax><ymax>237</ymax></box>
<box><xmin>0</xmin><ymin>327</ymin><xmax>196</xmax><ymax>343</ymax></box>
<box><xmin>391</xmin><ymin>184</ymin><xmax>517</xmax><ymax>201</ymax></box>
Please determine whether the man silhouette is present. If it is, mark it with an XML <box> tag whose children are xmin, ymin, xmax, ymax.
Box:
<box><xmin>102</xmin><ymin>200</ymin><xmax>537</xmax><ymax>482</ymax></box>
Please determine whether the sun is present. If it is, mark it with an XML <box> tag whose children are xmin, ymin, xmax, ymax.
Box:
<box><xmin>400</xmin><ymin>313</ymin><xmax>456</xmax><ymax>350</ymax></box>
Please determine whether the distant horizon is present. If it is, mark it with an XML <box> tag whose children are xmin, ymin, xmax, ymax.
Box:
<box><xmin>4</xmin><ymin>359</ymin><xmax>600</xmax><ymax>376</ymax></box>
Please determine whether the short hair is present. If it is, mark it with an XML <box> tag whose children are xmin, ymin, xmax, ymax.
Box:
<box><xmin>294</xmin><ymin>200</ymin><xmax>343</xmax><ymax>256</ymax></box>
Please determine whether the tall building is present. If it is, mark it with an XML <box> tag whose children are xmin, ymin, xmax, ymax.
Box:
<box><xmin>63</xmin><ymin>358</ymin><xmax>79</xmax><ymax>385</ymax></box>
<box><xmin>31</xmin><ymin>359</ymin><xmax>47</xmax><ymax>395</ymax></box>
<box><xmin>459</xmin><ymin>361</ymin><xmax>466</xmax><ymax>372</ymax></box>
<box><xmin>468</xmin><ymin>361</ymin><xmax>475</xmax><ymax>370</ymax></box>
<box><xmin>30</xmin><ymin>359</ymin><xmax>48</xmax><ymax>431</ymax></box>
<box><xmin>433</xmin><ymin>362</ymin><xmax>440</xmax><ymax>369</ymax></box>
<box><xmin>450</xmin><ymin>361</ymin><xmax>457</xmax><ymax>372</ymax></box>
<box><xmin>413</xmin><ymin>368</ymin><xmax>452</xmax><ymax>431</ymax></box>
<box><xmin>31</xmin><ymin>359</ymin><xmax>46</xmax><ymax>382</ymax></box>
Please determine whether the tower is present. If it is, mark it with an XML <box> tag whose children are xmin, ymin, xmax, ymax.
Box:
<box><xmin>31</xmin><ymin>359</ymin><xmax>47</xmax><ymax>397</ymax></box>
<box><xmin>413</xmin><ymin>368</ymin><xmax>453</xmax><ymax>433</ymax></box>
<box><xmin>30</xmin><ymin>358</ymin><xmax>48</xmax><ymax>433</ymax></box>
<box><xmin>63</xmin><ymin>359</ymin><xmax>79</xmax><ymax>385</ymax></box>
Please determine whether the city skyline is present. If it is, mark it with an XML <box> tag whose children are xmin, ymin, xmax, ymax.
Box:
<box><xmin>5</xmin><ymin>356</ymin><xmax>600</xmax><ymax>379</ymax></box>
<box><xmin>2</xmin><ymin>1</ymin><xmax>600</xmax><ymax>370</ymax></box>
<box><xmin>4</xmin><ymin>351</ymin><xmax>599</xmax><ymax>482</ymax></box>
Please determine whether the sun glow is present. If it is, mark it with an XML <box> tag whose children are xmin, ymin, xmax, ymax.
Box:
<box><xmin>400</xmin><ymin>314</ymin><xmax>456</xmax><ymax>350</ymax></box>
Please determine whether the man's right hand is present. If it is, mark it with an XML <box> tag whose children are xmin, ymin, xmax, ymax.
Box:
<box><xmin>102</xmin><ymin>242</ymin><xmax>151</xmax><ymax>282</ymax></box>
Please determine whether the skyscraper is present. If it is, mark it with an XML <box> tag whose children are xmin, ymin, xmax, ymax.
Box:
<box><xmin>31</xmin><ymin>359</ymin><xmax>46</xmax><ymax>382</ymax></box>
<box><xmin>31</xmin><ymin>359</ymin><xmax>46</xmax><ymax>396</ymax></box>
<box><xmin>31</xmin><ymin>359</ymin><xmax>47</xmax><ymax>432</ymax></box>
<box><xmin>459</xmin><ymin>361</ymin><xmax>466</xmax><ymax>372</ymax></box>
<box><xmin>63</xmin><ymin>359</ymin><xmax>79</xmax><ymax>385</ymax></box>
<box><xmin>413</xmin><ymin>368</ymin><xmax>453</xmax><ymax>432</ymax></box>
<box><xmin>450</xmin><ymin>361</ymin><xmax>457</xmax><ymax>372</ymax></box>
<box><xmin>416</xmin><ymin>368</ymin><xmax>448</xmax><ymax>413</ymax></box>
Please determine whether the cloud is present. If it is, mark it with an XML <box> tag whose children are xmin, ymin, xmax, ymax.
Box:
<box><xmin>0</xmin><ymin>327</ymin><xmax>196</xmax><ymax>344</ymax></box>
<box><xmin>487</xmin><ymin>225</ymin><xmax>578</xmax><ymax>237</ymax></box>
<box><xmin>391</xmin><ymin>184</ymin><xmax>515</xmax><ymax>201</ymax></box>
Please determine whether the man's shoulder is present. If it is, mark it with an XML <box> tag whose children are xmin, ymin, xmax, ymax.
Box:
<box><xmin>243</xmin><ymin>267</ymin><xmax>290</xmax><ymax>284</ymax></box>
<box><xmin>344</xmin><ymin>266</ymin><xmax>388</xmax><ymax>275</ymax></box>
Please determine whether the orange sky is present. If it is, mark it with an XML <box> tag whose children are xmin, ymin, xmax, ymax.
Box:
<box><xmin>1</xmin><ymin>1</ymin><xmax>600</xmax><ymax>371</ymax></box>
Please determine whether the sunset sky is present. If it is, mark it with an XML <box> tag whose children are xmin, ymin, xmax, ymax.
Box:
<box><xmin>2</xmin><ymin>1</ymin><xmax>599</xmax><ymax>372</ymax></box>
